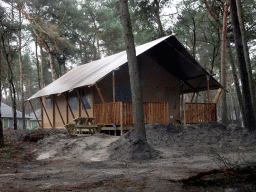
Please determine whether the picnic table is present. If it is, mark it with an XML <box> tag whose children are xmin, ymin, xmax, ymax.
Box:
<box><xmin>65</xmin><ymin>117</ymin><xmax>103</xmax><ymax>136</ymax></box>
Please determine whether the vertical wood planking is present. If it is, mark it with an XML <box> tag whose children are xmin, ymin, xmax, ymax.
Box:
<box><xmin>184</xmin><ymin>103</ymin><xmax>217</xmax><ymax>124</ymax></box>
<box><xmin>93</xmin><ymin>102</ymin><xmax>170</xmax><ymax>125</ymax></box>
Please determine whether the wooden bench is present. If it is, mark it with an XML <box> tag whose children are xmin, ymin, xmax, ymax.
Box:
<box><xmin>65</xmin><ymin>117</ymin><xmax>103</xmax><ymax>136</ymax></box>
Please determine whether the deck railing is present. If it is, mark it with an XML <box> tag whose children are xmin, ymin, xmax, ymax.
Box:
<box><xmin>94</xmin><ymin>102</ymin><xmax>168</xmax><ymax>125</ymax></box>
<box><xmin>184</xmin><ymin>103</ymin><xmax>217</xmax><ymax>124</ymax></box>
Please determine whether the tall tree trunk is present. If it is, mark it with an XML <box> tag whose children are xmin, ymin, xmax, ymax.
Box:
<box><xmin>84</xmin><ymin>42</ymin><xmax>88</xmax><ymax>64</ymax></box>
<box><xmin>9</xmin><ymin>2</ymin><xmax>17</xmax><ymax>130</ymax></box>
<box><xmin>22</xmin><ymin>9</ymin><xmax>55</xmax><ymax>82</ymax></box>
<box><xmin>87</xmin><ymin>6</ymin><xmax>101</xmax><ymax>60</ymax></box>
<box><xmin>227</xmin><ymin>72</ymin><xmax>237</xmax><ymax>125</ymax></box>
<box><xmin>119</xmin><ymin>0</ymin><xmax>146</xmax><ymax>141</ymax></box>
<box><xmin>230</xmin><ymin>0</ymin><xmax>256</xmax><ymax>130</ymax></box>
<box><xmin>220</xmin><ymin>1</ymin><xmax>229</xmax><ymax>125</ymax></box>
<box><xmin>154</xmin><ymin>0</ymin><xmax>164</xmax><ymax>37</ymax></box>
<box><xmin>192</xmin><ymin>17</ymin><xmax>196</xmax><ymax>58</ymax></box>
<box><xmin>18</xmin><ymin>8</ymin><xmax>25</xmax><ymax>129</ymax></box>
<box><xmin>79</xmin><ymin>42</ymin><xmax>83</xmax><ymax>64</ymax></box>
<box><xmin>0</xmin><ymin>46</ymin><xmax>4</xmax><ymax>148</ymax></box>
<box><xmin>26</xmin><ymin>76</ymin><xmax>32</xmax><ymax>114</ymax></box>
<box><xmin>203</xmin><ymin>0</ymin><xmax>222</xmax><ymax>28</ymax></box>
<box><xmin>35</xmin><ymin>38</ymin><xmax>41</xmax><ymax>90</ymax></box>
<box><xmin>11</xmin><ymin>82</ymin><xmax>17</xmax><ymax>129</ymax></box>
<box><xmin>236</xmin><ymin>0</ymin><xmax>256</xmax><ymax>115</ymax></box>
<box><xmin>48</xmin><ymin>52</ymin><xmax>56</xmax><ymax>81</ymax></box>
<box><xmin>7</xmin><ymin>38</ymin><xmax>17</xmax><ymax>130</ymax></box>
<box><xmin>227</xmin><ymin>39</ymin><xmax>245</xmax><ymax>125</ymax></box>
<box><xmin>39</xmin><ymin>41</ymin><xmax>45</xmax><ymax>88</ymax></box>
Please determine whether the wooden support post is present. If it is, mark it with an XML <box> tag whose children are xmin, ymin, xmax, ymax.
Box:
<box><xmin>95</xmin><ymin>83</ymin><xmax>106</xmax><ymax>104</ymax></box>
<box><xmin>213</xmin><ymin>88</ymin><xmax>222</xmax><ymax>103</ymax></box>
<box><xmin>41</xmin><ymin>101</ymin><xmax>44</xmax><ymax>128</ymax></box>
<box><xmin>207</xmin><ymin>75</ymin><xmax>210</xmax><ymax>103</ymax></box>
<box><xmin>196</xmin><ymin>103</ymin><xmax>199</xmax><ymax>124</ymax></box>
<box><xmin>39</xmin><ymin>97</ymin><xmax>53</xmax><ymax>128</ymax></box>
<box><xmin>95</xmin><ymin>83</ymin><xmax>113</xmax><ymax>122</ymax></box>
<box><xmin>78</xmin><ymin>89</ymin><xmax>81</xmax><ymax>117</ymax></box>
<box><xmin>53</xmin><ymin>96</ymin><xmax>55</xmax><ymax>128</ymax></box>
<box><xmin>28</xmin><ymin>100</ymin><xmax>41</xmax><ymax>127</ymax></box>
<box><xmin>112</xmin><ymin>70</ymin><xmax>115</xmax><ymax>102</ymax></box>
<box><xmin>181</xmin><ymin>81</ymin><xmax>184</xmax><ymax>110</ymax></box>
<box><xmin>76</xmin><ymin>89</ymin><xmax>89</xmax><ymax>117</ymax></box>
<box><xmin>190</xmin><ymin>92</ymin><xmax>196</xmax><ymax>103</ymax></box>
<box><xmin>120</xmin><ymin>102</ymin><xmax>123</xmax><ymax>135</ymax></box>
<box><xmin>53</xmin><ymin>95</ymin><xmax>65</xmax><ymax>126</ymax></box>
<box><xmin>166</xmin><ymin>103</ymin><xmax>169</xmax><ymax>123</ymax></box>
<box><xmin>64</xmin><ymin>92</ymin><xmax>75</xmax><ymax>119</ymax></box>
<box><xmin>66</xmin><ymin>93</ymin><xmax>69</xmax><ymax>124</ymax></box>
<box><xmin>184</xmin><ymin>103</ymin><xmax>186</xmax><ymax>125</ymax></box>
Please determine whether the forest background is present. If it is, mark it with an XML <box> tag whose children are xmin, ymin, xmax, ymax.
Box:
<box><xmin>0</xmin><ymin>0</ymin><xmax>256</xmax><ymax>131</ymax></box>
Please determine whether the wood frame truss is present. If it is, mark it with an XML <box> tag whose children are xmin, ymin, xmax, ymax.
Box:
<box><xmin>53</xmin><ymin>95</ymin><xmax>65</xmax><ymax>126</ymax></box>
<box><xmin>39</xmin><ymin>97</ymin><xmax>53</xmax><ymax>128</ymax></box>
<box><xmin>28</xmin><ymin>100</ymin><xmax>41</xmax><ymax>127</ymax></box>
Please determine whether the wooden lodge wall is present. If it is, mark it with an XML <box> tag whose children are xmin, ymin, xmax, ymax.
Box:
<box><xmin>139</xmin><ymin>54</ymin><xmax>180</xmax><ymax>124</ymax></box>
<box><xmin>42</xmin><ymin>89</ymin><xmax>94</xmax><ymax>129</ymax></box>
<box><xmin>94</xmin><ymin>102</ymin><xmax>168</xmax><ymax>125</ymax></box>
<box><xmin>42</xmin><ymin>54</ymin><xmax>182</xmax><ymax>128</ymax></box>
<box><xmin>93</xmin><ymin>54</ymin><xmax>181</xmax><ymax>124</ymax></box>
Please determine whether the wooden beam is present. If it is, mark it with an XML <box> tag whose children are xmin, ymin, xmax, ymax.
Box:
<box><xmin>64</xmin><ymin>92</ymin><xmax>75</xmax><ymax>119</ymax></box>
<box><xmin>120</xmin><ymin>102</ymin><xmax>123</xmax><ymax>135</ymax></box>
<box><xmin>181</xmin><ymin>81</ymin><xmax>184</xmax><ymax>110</ymax></box>
<box><xmin>41</xmin><ymin>102</ymin><xmax>44</xmax><ymax>128</ymax></box>
<box><xmin>190</xmin><ymin>92</ymin><xmax>196</xmax><ymax>103</ymax></box>
<box><xmin>66</xmin><ymin>93</ymin><xmax>68</xmax><ymax>124</ymax></box>
<box><xmin>207</xmin><ymin>75</ymin><xmax>210</xmax><ymax>103</ymax></box>
<box><xmin>184</xmin><ymin>103</ymin><xmax>186</xmax><ymax>125</ymax></box>
<box><xmin>95</xmin><ymin>83</ymin><xmax>113</xmax><ymax>123</ymax></box>
<box><xmin>78</xmin><ymin>89</ymin><xmax>81</xmax><ymax>117</ymax></box>
<box><xmin>112</xmin><ymin>71</ymin><xmax>116</xmax><ymax>102</ymax></box>
<box><xmin>213</xmin><ymin>88</ymin><xmax>222</xmax><ymax>103</ymax></box>
<box><xmin>95</xmin><ymin>83</ymin><xmax>106</xmax><ymax>104</ymax></box>
<box><xmin>165</xmin><ymin>40</ymin><xmax>208</xmax><ymax>75</ymax></box>
<box><xmin>164</xmin><ymin>40</ymin><xmax>225</xmax><ymax>91</ymax></box>
<box><xmin>186</xmin><ymin>74</ymin><xmax>209</xmax><ymax>80</ymax></box>
<box><xmin>76</xmin><ymin>89</ymin><xmax>89</xmax><ymax>117</ymax></box>
<box><xmin>145</xmin><ymin>52</ymin><xmax>199</xmax><ymax>94</ymax></box>
<box><xmin>28</xmin><ymin>100</ymin><xmax>41</xmax><ymax>127</ymax></box>
<box><xmin>90</xmin><ymin>86</ymin><xmax>95</xmax><ymax>117</ymax></box>
<box><xmin>39</xmin><ymin>97</ymin><xmax>53</xmax><ymax>128</ymax></box>
<box><xmin>53</xmin><ymin>96</ymin><xmax>55</xmax><ymax>128</ymax></box>
<box><xmin>53</xmin><ymin>95</ymin><xmax>65</xmax><ymax>126</ymax></box>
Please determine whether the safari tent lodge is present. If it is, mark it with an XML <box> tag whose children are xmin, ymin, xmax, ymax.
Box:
<box><xmin>26</xmin><ymin>35</ymin><xmax>223</xmax><ymax>134</ymax></box>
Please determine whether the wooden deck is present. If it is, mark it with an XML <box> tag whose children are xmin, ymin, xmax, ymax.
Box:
<box><xmin>93</xmin><ymin>102</ymin><xmax>168</xmax><ymax>125</ymax></box>
<box><xmin>184</xmin><ymin>103</ymin><xmax>217</xmax><ymax>124</ymax></box>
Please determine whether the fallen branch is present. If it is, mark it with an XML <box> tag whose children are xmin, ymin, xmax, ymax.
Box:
<box><xmin>169</xmin><ymin>165</ymin><xmax>256</xmax><ymax>186</ymax></box>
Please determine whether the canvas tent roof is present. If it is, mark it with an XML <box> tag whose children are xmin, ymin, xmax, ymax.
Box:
<box><xmin>27</xmin><ymin>35</ymin><xmax>223</xmax><ymax>100</ymax></box>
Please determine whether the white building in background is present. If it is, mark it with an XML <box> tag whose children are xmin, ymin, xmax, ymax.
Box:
<box><xmin>28</xmin><ymin>109</ymin><xmax>41</xmax><ymax>129</ymax></box>
<box><xmin>1</xmin><ymin>102</ymin><xmax>31</xmax><ymax>128</ymax></box>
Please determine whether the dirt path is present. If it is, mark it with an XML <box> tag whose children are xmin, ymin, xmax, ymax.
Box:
<box><xmin>1</xmin><ymin>147</ymin><xmax>255</xmax><ymax>191</ymax></box>
<box><xmin>1</xmin><ymin>122</ymin><xmax>256</xmax><ymax>191</ymax></box>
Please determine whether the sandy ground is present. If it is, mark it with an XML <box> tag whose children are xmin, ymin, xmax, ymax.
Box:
<box><xmin>1</xmin><ymin>122</ymin><xmax>256</xmax><ymax>191</ymax></box>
